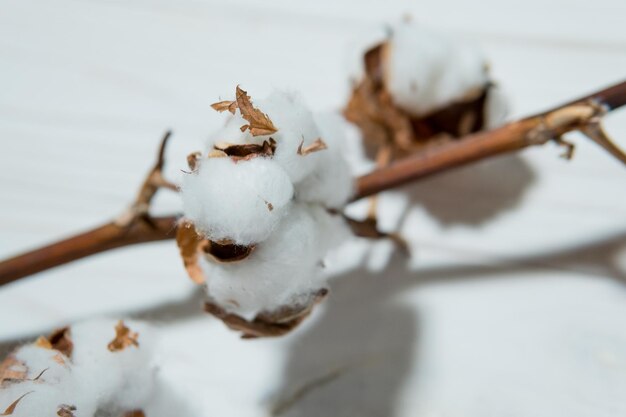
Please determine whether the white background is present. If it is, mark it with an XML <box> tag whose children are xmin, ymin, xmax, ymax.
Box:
<box><xmin>1</xmin><ymin>0</ymin><xmax>626</xmax><ymax>416</ymax></box>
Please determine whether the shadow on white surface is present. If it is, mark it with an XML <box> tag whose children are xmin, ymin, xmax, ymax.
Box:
<box><xmin>405</xmin><ymin>154</ymin><xmax>536</xmax><ymax>227</ymax></box>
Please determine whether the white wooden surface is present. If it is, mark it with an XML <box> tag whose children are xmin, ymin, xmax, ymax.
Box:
<box><xmin>1</xmin><ymin>1</ymin><xmax>626</xmax><ymax>416</ymax></box>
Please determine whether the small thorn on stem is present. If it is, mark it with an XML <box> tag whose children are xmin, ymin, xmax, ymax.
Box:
<box><xmin>554</xmin><ymin>136</ymin><xmax>576</xmax><ymax>160</ymax></box>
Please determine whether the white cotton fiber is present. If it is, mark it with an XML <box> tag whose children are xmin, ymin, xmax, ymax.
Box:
<box><xmin>206</xmin><ymin>91</ymin><xmax>326</xmax><ymax>184</ymax></box>
<box><xmin>181</xmin><ymin>156</ymin><xmax>294</xmax><ymax>245</ymax></box>
<box><xmin>296</xmin><ymin>113</ymin><xmax>355</xmax><ymax>208</ymax></box>
<box><xmin>484</xmin><ymin>85</ymin><xmax>509</xmax><ymax>129</ymax></box>
<box><xmin>257</xmin><ymin>91</ymin><xmax>325</xmax><ymax>184</ymax></box>
<box><xmin>0</xmin><ymin>319</ymin><xmax>157</xmax><ymax>417</ymax></box>
<box><xmin>384</xmin><ymin>21</ymin><xmax>490</xmax><ymax>116</ymax></box>
<box><xmin>201</xmin><ymin>204</ymin><xmax>349</xmax><ymax>319</ymax></box>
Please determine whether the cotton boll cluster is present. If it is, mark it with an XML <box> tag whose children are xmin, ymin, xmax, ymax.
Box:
<box><xmin>0</xmin><ymin>319</ymin><xmax>156</xmax><ymax>417</ymax></box>
<box><xmin>344</xmin><ymin>19</ymin><xmax>509</xmax><ymax>158</ymax></box>
<box><xmin>178</xmin><ymin>87</ymin><xmax>354</xmax><ymax>336</ymax></box>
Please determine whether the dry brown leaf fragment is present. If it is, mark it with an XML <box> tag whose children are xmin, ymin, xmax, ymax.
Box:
<box><xmin>122</xmin><ymin>410</ymin><xmax>146</xmax><ymax>417</ymax></box>
<box><xmin>33</xmin><ymin>327</ymin><xmax>73</xmax><ymax>359</ymax></box>
<box><xmin>175</xmin><ymin>220</ymin><xmax>208</xmax><ymax>284</ymax></box>
<box><xmin>34</xmin><ymin>336</ymin><xmax>52</xmax><ymax>350</ymax></box>
<box><xmin>57</xmin><ymin>404</ymin><xmax>77</xmax><ymax>417</ymax></box>
<box><xmin>235</xmin><ymin>86</ymin><xmax>278</xmax><ymax>136</ymax></box>
<box><xmin>47</xmin><ymin>327</ymin><xmax>73</xmax><ymax>358</ymax></box>
<box><xmin>123</xmin><ymin>411</ymin><xmax>146</xmax><ymax>417</ymax></box>
<box><xmin>214</xmin><ymin>138</ymin><xmax>276</xmax><ymax>161</ymax></box>
<box><xmin>0</xmin><ymin>356</ymin><xmax>27</xmax><ymax>386</ymax></box>
<box><xmin>210</xmin><ymin>100</ymin><xmax>238</xmax><ymax>114</ymax></box>
<box><xmin>297</xmin><ymin>138</ymin><xmax>328</xmax><ymax>156</ymax></box>
<box><xmin>107</xmin><ymin>321</ymin><xmax>139</xmax><ymax>352</ymax></box>
<box><xmin>186</xmin><ymin>151</ymin><xmax>203</xmax><ymax>171</ymax></box>
<box><xmin>1</xmin><ymin>392</ymin><xmax>31</xmax><ymax>416</ymax></box>
<box><xmin>205</xmin><ymin>289</ymin><xmax>328</xmax><ymax>338</ymax></box>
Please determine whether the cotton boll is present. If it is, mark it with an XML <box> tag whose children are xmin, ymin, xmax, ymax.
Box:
<box><xmin>181</xmin><ymin>156</ymin><xmax>294</xmax><ymax>245</ymax></box>
<box><xmin>70</xmin><ymin>319</ymin><xmax>157</xmax><ymax>411</ymax></box>
<box><xmin>296</xmin><ymin>113</ymin><xmax>355</xmax><ymax>208</ymax></box>
<box><xmin>202</xmin><ymin>204</ymin><xmax>349</xmax><ymax>319</ymax></box>
<box><xmin>385</xmin><ymin>22</ymin><xmax>490</xmax><ymax>116</ymax></box>
<box><xmin>0</xmin><ymin>319</ymin><xmax>158</xmax><ymax>417</ymax></box>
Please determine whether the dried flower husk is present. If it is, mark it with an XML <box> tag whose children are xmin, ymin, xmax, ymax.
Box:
<box><xmin>1</xmin><ymin>392</ymin><xmax>31</xmax><ymax>415</ymax></box>
<box><xmin>202</xmin><ymin>239</ymin><xmax>256</xmax><ymax>263</ymax></box>
<box><xmin>0</xmin><ymin>356</ymin><xmax>27</xmax><ymax>387</ymax></box>
<box><xmin>213</xmin><ymin>138</ymin><xmax>277</xmax><ymax>161</ymax></box>
<box><xmin>204</xmin><ymin>288</ymin><xmax>328</xmax><ymax>338</ymax></box>
<box><xmin>297</xmin><ymin>138</ymin><xmax>327</xmax><ymax>156</ymax></box>
<box><xmin>211</xmin><ymin>86</ymin><xmax>278</xmax><ymax>136</ymax></box>
<box><xmin>176</xmin><ymin>219</ymin><xmax>257</xmax><ymax>284</ymax></box>
<box><xmin>122</xmin><ymin>410</ymin><xmax>146</xmax><ymax>417</ymax></box>
<box><xmin>107</xmin><ymin>321</ymin><xmax>139</xmax><ymax>352</ymax></box>
<box><xmin>344</xmin><ymin>42</ymin><xmax>494</xmax><ymax>160</ymax></box>
<box><xmin>46</xmin><ymin>327</ymin><xmax>73</xmax><ymax>358</ymax></box>
<box><xmin>56</xmin><ymin>404</ymin><xmax>76</xmax><ymax>417</ymax></box>
<box><xmin>176</xmin><ymin>220</ymin><xmax>209</xmax><ymax>284</ymax></box>
<box><xmin>1</xmin><ymin>326</ymin><xmax>74</xmax><ymax>388</ymax></box>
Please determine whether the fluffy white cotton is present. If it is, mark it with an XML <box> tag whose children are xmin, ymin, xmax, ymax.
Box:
<box><xmin>183</xmin><ymin>89</ymin><xmax>356</xmax><ymax>319</ymax></box>
<box><xmin>207</xmin><ymin>91</ymin><xmax>326</xmax><ymax>184</ymax></box>
<box><xmin>296</xmin><ymin>113</ymin><xmax>355</xmax><ymax>208</ymax></box>
<box><xmin>181</xmin><ymin>156</ymin><xmax>294</xmax><ymax>245</ymax></box>
<box><xmin>384</xmin><ymin>21</ymin><xmax>490</xmax><ymax>116</ymax></box>
<box><xmin>484</xmin><ymin>85</ymin><xmax>509</xmax><ymax>129</ymax></box>
<box><xmin>0</xmin><ymin>319</ymin><xmax>156</xmax><ymax>417</ymax></box>
<box><xmin>202</xmin><ymin>204</ymin><xmax>350</xmax><ymax>319</ymax></box>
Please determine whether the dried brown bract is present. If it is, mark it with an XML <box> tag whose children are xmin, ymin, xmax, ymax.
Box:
<box><xmin>176</xmin><ymin>220</ymin><xmax>256</xmax><ymax>284</ymax></box>
<box><xmin>214</xmin><ymin>138</ymin><xmax>277</xmax><ymax>161</ymax></box>
<box><xmin>123</xmin><ymin>410</ymin><xmax>146</xmax><ymax>417</ymax></box>
<box><xmin>34</xmin><ymin>327</ymin><xmax>73</xmax><ymax>358</ymax></box>
<box><xmin>203</xmin><ymin>239</ymin><xmax>256</xmax><ymax>264</ymax></box>
<box><xmin>1</xmin><ymin>392</ymin><xmax>31</xmax><ymax>416</ymax></box>
<box><xmin>297</xmin><ymin>138</ymin><xmax>327</xmax><ymax>156</ymax></box>
<box><xmin>186</xmin><ymin>151</ymin><xmax>202</xmax><ymax>171</ymax></box>
<box><xmin>107</xmin><ymin>321</ymin><xmax>139</xmax><ymax>352</ymax></box>
<box><xmin>57</xmin><ymin>404</ymin><xmax>76</xmax><ymax>417</ymax></box>
<box><xmin>0</xmin><ymin>356</ymin><xmax>27</xmax><ymax>387</ymax></box>
<box><xmin>210</xmin><ymin>100</ymin><xmax>238</xmax><ymax>114</ymax></box>
<box><xmin>210</xmin><ymin>86</ymin><xmax>279</xmax><ymax>136</ymax></box>
<box><xmin>47</xmin><ymin>327</ymin><xmax>73</xmax><ymax>358</ymax></box>
<box><xmin>176</xmin><ymin>221</ymin><xmax>208</xmax><ymax>284</ymax></box>
<box><xmin>235</xmin><ymin>86</ymin><xmax>278</xmax><ymax>136</ymax></box>
<box><xmin>205</xmin><ymin>289</ymin><xmax>328</xmax><ymax>338</ymax></box>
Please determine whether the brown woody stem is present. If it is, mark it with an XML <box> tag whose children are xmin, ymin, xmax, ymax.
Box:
<box><xmin>356</xmin><ymin>80</ymin><xmax>626</xmax><ymax>198</ymax></box>
<box><xmin>0</xmin><ymin>80</ymin><xmax>625</xmax><ymax>285</ymax></box>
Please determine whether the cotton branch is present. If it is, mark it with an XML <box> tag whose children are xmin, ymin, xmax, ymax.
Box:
<box><xmin>0</xmin><ymin>80</ymin><xmax>624</xmax><ymax>285</ymax></box>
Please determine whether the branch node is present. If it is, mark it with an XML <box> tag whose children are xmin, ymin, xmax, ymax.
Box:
<box><xmin>114</xmin><ymin>131</ymin><xmax>179</xmax><ymax>228</ymax></box>
<box><xmin>580</xmin><ymin>120</ymin><xmax>626</xmax><ymax>165</ymax></box>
